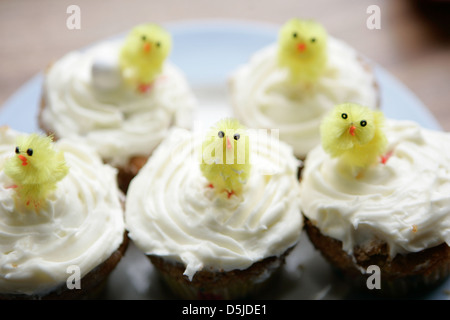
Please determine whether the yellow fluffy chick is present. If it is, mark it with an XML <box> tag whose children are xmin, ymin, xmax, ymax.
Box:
<box><xmin>4</xmin><ymin>134</ymin><xmax>69</xmax><ymax>210</ymax></box>
<box><xmin>200</xmin><ymin>119</ymin><xmax>251</xmax><ymax>198</ymax></box>
<box><xmin>320</xmin><ymin>103</ymin><xmax>388</xmax><ymax>170</ymax></box>
<box><xmin>119</xmin><ymin>23</ymin><xmax>172</xmax><ymax>93</ymax></box>
<box><xmin>278</xmin><ymin>18</ymin><xmax>327</xmax><ymax>83</ymax></box>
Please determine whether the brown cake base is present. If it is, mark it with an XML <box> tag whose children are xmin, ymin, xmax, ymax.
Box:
<box><xmin>116</xmin><ymin>156</ymin><xmax>148</xmax><ymax>193</ymax></box>
<box><xmin>148</xmin><ymin>247</ymin><xmax>294</xmax><ymax>300</ymax></box>
<box><xmin>304</xmin><ymin>218</ymin><xmax>450</xmax><ymax>297</ymax></box>
<box><xmin>0</xmin><ymin>232</ymin><xmax>129</xmax><ymax>300</ymax></box>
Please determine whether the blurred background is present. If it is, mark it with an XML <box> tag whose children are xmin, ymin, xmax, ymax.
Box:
<box><xmin>0</xmin><ymin>0</ymin><xmax>449</xmax><ymax>128</ymax></box>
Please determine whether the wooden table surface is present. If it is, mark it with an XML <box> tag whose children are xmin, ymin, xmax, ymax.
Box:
<box><xmin>1</xmin><ymin>0</ymin><xmax>449</xmax><ymax>129</ymax></box>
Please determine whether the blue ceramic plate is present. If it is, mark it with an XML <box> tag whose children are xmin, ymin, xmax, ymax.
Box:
<box><xmin>0</xmin><ymin>20</ymin><xmax>448</xmax><ymax>300</ymax></box>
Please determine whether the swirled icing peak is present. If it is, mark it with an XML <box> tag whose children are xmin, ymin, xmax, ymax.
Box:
<box><xmin>230</xmin><ymin>36</ymin><xmax>378</xmax><ymax>159</ymax></box>
<box><xmin>41</xmin><ymin>39</ymin><xmax>197</xmax><ymax>167</ymax></box>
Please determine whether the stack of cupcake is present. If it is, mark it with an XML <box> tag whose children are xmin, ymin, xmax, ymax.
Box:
<box><xmin>1</xmin><ymin>18</ymin><xmax>449</xmax><ymax>300</ymax></box>
<box><xmin>0</xmin><ymin>23</ymin><xmax>197</xmax><ymax>299</ymax></box>
<box><xmin>229</xmin><ymin>18</ymin><xmax>450</xmax><ymax>297</ymax></box>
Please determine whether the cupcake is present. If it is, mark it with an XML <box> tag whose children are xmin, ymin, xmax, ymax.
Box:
<box><xmin>125</xmin><ymin>119</ymin><xmax>302</xmax><ymax>299</ymax></box>
<box><xmin>300</xmin><ymin>104</ymin><xmax>450</xmax><ymax>296</ymax></box>
<box><xmin>0</xmin><ymin>127</ymin><xmax>127</xmax><ymax>299</ymax></box>
<box><xmin>39</xmin><ymin>23</ymin><xmax>197</xmax><ymax>193</ymax></box>
<box><xmin>229</xmin><ymin>18</ymin><xmax>379</xmax><ymax>160</ymax></box>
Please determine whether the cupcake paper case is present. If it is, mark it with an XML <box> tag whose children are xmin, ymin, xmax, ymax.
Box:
<box><xmin>125</xmin><ymin>125</ymin><xmax>303</xmax><ymax>299</ymax></box>
<box><xmin>39</xmin><ymin>24</ymin><xmax>197</xmax><ymax>193</ymax></box>
<box><xmin>0</xmin><ymin>127</ymin><xmax>127</xmax><ymax>299</ymax></box>
<box><xmin>300</xmin><ymin>118</ymin><xmax>450</xmax><ymax>296</ymax></box>
<box><xmin>229</xmin><ymin>19</ymin><xmax>379</xmax><ymax>160</ymax></box>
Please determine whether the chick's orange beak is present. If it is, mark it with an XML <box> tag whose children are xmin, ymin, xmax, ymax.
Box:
<box><xmin>349</xmin><ymin>125</ymin><xmax>356</xmax><ymax>136</ymax></box>
<box><xmin>226</xmin><ymin>137</ymin><xmax>232</xmax><ymax>150</ymax></box>
<box><xmin>143</xmin><ymin>42</ymin><xmax>151</xmax><ymax>53</ymax></box>
<box><xmin>297</xmin><ymin>43</ymin><xmax>306</xmax><ymax>52</ymax></box>
<box><xmin>18</xmin><ymin>154</ymin><xmax>28</xmax><ymax>166</ymax></box>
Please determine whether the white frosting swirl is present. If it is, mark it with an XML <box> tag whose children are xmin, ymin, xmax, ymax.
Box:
<box><xmin>229</xmin><ymin>37</ymin><xmax>378</xmax><ymax>158</ymax></box>
<box><xmin>125</xmin><ymin>128</ymin><xmax>302</xmax><ymax>280</ymax></box>
<box><xmin>41</xmin><ymin>40</ymin><xmax>197</xmax><ymax>167</ymax></box>
<box><xmin>300</xmin><ymin>120</ymin><xmax>450</xmax><ymax>257</ymax></box>
<box><xmin>0</xmin><ymin>127</ymin><xmax>125</xmax><ymax>296</ymax></box>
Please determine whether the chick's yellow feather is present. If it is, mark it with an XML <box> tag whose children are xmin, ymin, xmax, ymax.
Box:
<box><xmin>4</xmin><ymin>134</ymin><xmax>69</xmax><ymax>210</ymax></box>
<box><xmin>119</xmin><ymin>24</ymin><xmax>171</xmax><ymax>88</ymax></box>
<box><xmin>278</xmin><ymin>18</ymin><xmax>327</xmax><ymax>83</ymax></box>
<box><xmin>200</xmin><ymin>119</ymin><xmax>251</xmax><ymax>197</ymax></box>
<box><xmin>320</xmin><ymin>103</ymin><xmax>387</xmax><ymax>169</ymax></box>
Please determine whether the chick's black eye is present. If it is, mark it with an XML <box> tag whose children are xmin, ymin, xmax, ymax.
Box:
<box><xmin>218</xmin><ymin>131</ymin><xmax>225</xmax><ymax>138</ymax></box>
<box><xmin>15</xmin><ymin>146</ymin><xmax>19</xmax><ymax>154</ymax></box>
<box><xmin>141</xmin><ymin>35</ymin><xmax>146</xmax><ymax>41</ymax></box>
<box><xmin>341</xmin><ymin>113</ymin><xmax>348</xmax><ymax>119</ymax></box>
<box><xmin>292</xmin><ymin>32</ymin><xmax>297</xmax><ymax>38</ymax></box>
<box><xmin>27</xmin><ymin>148</ymin><xmax>33</xmax><ymax>156</ymax></box>
<box><xmin>311</xmin><ymin>38</ymin><xmax>316</xmax><ymax>43</ymax></box>
<box><xmin>156</xmin><ymin>42</ymin><xmax>161</xmax><ymax>47</ymax></box>
<box><xmin>360</xmin><ymin>120</ymin><xmax>367</xmax><ymax>127</ymax></box>
<box><xmin>233</xmin><ymin>133</ymin><xmax>240</xmax><ymax>141</ymax></box>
